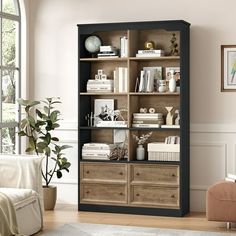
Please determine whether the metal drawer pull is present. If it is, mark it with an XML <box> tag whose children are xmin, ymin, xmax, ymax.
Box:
<box><xmin>136</xmin><ymin>193</ymin><xmax>140</xmax><ymax>196</ymax></box>
<box><xmin>86</xmin><ymin>191</ymin><xmax>90</xmax><ymax>194</ymax></box>
<box><xmin>171</xmin><ymin>174</ymin><xmax>176</xmax><ymax>177</ymax></box>
<box><xmin>86</xmin><ymin>170</ymin><xmax>90</xmax><ymax>174</ymax></box>
<box><xmin>119</xmin><ymin>172</ymin><xmax>123</xmax><ymax>175</ymax></box>
<box><xmin>119</xmin><ymin>192</ymin><xmax>123</xmax><ymax>195</ymax></box>
<box><xmin>136</xmin><ymin>172</ymin><xmax>140</xmax><ymax>176</ymax></box>
<box><xmin>171</xmin><ymin>194</ymin><xmax>175</xmax><ymax>198</ymax></box>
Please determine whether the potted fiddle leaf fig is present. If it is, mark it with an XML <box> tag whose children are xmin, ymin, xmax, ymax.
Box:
<box><xmin>17</xmin><ymin>97</ymin><xmax>72</xmax><ymax>210</ymax></box>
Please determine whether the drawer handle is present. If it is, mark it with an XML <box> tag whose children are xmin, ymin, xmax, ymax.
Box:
<box><xmin>172</xmin><ymin>174</ymin><xmax>176</xmax><ymax>177</ymax></box>
<box><xmin>119</xmin><ymin>192</ymin><xmax>123</xmax><ymax>195</ymax></box>
<box><xmin>119</xmin><ymin>172</ymin><xmax>123</xmax><ymax>175</ymax></box>
<box><xmin>136</xmin><ymin>193</ymin><xmax>140</xmax><ymax>197</ymax></box>
<box><xmin>86</xmin><ymin>171</ymin><xmax>90</xmax><ymax>174</ymax></box>
<box><xmin>136</xmin><ymin>172</ymin><xmax>140</xmax><ymax>176</ymax></box>
<box><xmin>86</xmin><ymin>191</ymin><xmax>90</xmax><ymax>194</ymax></box>
<box><xmin>171</xmin><ymin>194</ymin><xmax>175</xmax><ymax>198</ymax></box>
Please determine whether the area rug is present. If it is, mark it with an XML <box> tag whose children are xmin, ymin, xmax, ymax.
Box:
<box><xmin>44</xmin><ymin>223</ymin><xmax>234</xmax><ymax>236</ymax></box>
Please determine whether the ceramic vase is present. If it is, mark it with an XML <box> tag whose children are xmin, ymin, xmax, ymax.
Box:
<box><xmin>136</xmin><ymin>144</ymin><xmax>145</xmax><ymax>160</ymax></box>
<box><xmin>158</xmin><ymin>80</ymin><xmax>166</xmax><ymax>93</ymax></box>
<box><xmin>169</xmin><ymin>76</ymin><xmax>176</xmax><ymax>92</ymax></box>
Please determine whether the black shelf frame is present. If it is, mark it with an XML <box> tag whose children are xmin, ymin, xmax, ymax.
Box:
<box><xmin>78</xmin><ymin>20</ymin><xmax>190</xmax><ymax>217</ymax></box>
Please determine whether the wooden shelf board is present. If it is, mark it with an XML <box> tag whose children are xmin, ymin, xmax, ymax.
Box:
<box><xmin>129</xmin><ymin>92</ymin><xmax>180</xmax><ymax>96</ymax></box>
<box><xmin>80</xmin><ymin>57</ymin><xmax>128</xmax><ymax>62</ymax></box>
<box><xmin>80</xmin><ymin>92</ymin><xmax>128</xmax><ymax>96</ymax></box>
<box><xmin>129</xmin><ymin>160</ymin><xmax>180</xmax><ymax>165</ymax></box>
<box><xmin>129</xmin><ymin>56</ymin><xmax>180</xmax><ymax>61</ymax></box>
<box><xmin>79</xmin><ymin>126</ymin><xmax>129</xmax><ymax>130</ymax></box>
<box><xmin>130</xmin><ymin>127</ymin><xmax>180</xmax><ymax>131</ymax></box>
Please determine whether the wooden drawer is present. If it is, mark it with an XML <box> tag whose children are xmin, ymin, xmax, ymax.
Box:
<box><xmin>80</xmin><ymin>183</ymin><xmax>127</xmax><ymax>204</ymax></box>
<box><xmin>80</xmin><ymin>162</ymin><xmax>127</xmax><ymax>182</ymax></box>
<box><xmin>130</xmin><ymin>185</ymin><xmax>179</xmax><ymax>208</ymax></box>
<box><xmin>130</xmin><ymin>164</ymin><xmax>179</xmax><ymax>185</ymax></box>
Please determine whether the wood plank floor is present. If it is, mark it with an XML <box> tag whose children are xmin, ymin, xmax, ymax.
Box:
<box><xmin>37</xmin><ymin>204</ymin><xmax>236</xmax><ymax>235</ymax></box>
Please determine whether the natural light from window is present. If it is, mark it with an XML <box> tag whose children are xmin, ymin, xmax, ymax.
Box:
<box><xmin>0</xmin><ymin>0</ymin><xmax>20</xmax><ymax>153</ymax></box>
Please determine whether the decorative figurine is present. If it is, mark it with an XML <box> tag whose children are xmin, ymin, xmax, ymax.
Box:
<box><xmin>169</xmin><ymin>33</ymin><xmax>179</xmax><ymax>56</ymax></box>
<box><xmin>165</xmin><ymin>107</ymin><xmax>174</xmax><ymax>125</ymax></box>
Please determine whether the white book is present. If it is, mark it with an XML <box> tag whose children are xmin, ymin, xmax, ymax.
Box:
<box><xmin>100</xmin><ymin>45</ymin><xmax>116</xmax><ymax>52</ymax></box>
<box><xmin>87</xmin><ymin>80</ymin><xmax>114</xmax><ymax>85</ymax></box>
<box><xmin>82</xmin><ymin>156</ymin><xmax>110</xmax><ymax>160</ymax></box>
<box><xmin>113</xmin><ymin>69</ymin><xmax>119</xmax><ymax>93</ymax></box>
<box><xmin>132</xmin><ymin>124</ymin><xmax>160</xmax><ymax>128</ymax></box>
<box><xmin>139</xmin><ymin>70</ymin><xmax>146</xmax><ymax>92</ymax></box>
<box><xmin>118</xmin><ymin>67</ymin><xmax>128</xmax><ymax>93</ymax></box>
<box><xmin>120</xmin><ymin>36</ymin><xmax>128</xmax><ymax>57</ymax></box>
<box><xmin>138</xmin><ymin>49</ymin><xmax>164</xmax><ymax>54</ymax></box>
<box><xmin>136</xmin><ymin>53</ymin><xmax>164</xmax><ymax>58</ymax></box>
<box><xmin>82</xmin><ymin>149</ymin><xmax>112</xmax><ymax>155</ymax></box>
<box><xmin>145</xmin><ymin>70</ymin><xmax>154</xmax><ymax>92</ymax></box>
<box><xmin>83</xmin><ymin>143</ymin><xmax>114</xmax><ymax>148</ymax></box>
<box><xmin>161</xmin><ymin>125</ymin><xmax>180</xmax><ymax>129</ymax></box>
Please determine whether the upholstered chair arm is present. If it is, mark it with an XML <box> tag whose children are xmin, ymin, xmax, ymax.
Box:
<box><xmin>0</xmin><ymin>154</ymin><xmax>43</xmax><ymax>206</ymax></box>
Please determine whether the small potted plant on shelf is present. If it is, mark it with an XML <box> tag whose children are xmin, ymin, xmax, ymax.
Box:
<box><xmin>17</xmin><ymin>97</ymin><xmax>72</xmax><ymax>210</ymax></box>
<box><xmin>132</xmin><ymin>132</ymin><xmax>152</xmax><ymax>161</ymax></box>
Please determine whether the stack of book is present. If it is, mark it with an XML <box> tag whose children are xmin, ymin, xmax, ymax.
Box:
<box><xmin>147</xmin><ymin>142</ymin><xmax>180</xmax><ymax>161</ymax></box>
<box><xmin>225</xmin><ymin>173</ymin><xmax>236</xmax><ymax>182</ymax></box>
<box><xmin>113</xmin><ymin>67</ymin><xmax>128</xmax><ymax>93</ymax></box>
<box><xmin>98</xmin><ymin>46</ymin><xmax>119</xmax><ymax>58</ymax></box>
<box><xmin>132</xmin><ymin>113</ymin><xmax>164</xmax><ymax>128</ymax></box>
<box><xmin>136</xmin><ymin>49</ymin><xmax>165</xmax><ymax>58</ymax></box>
<box><xmin>82</xmin><ymin>143</ymin><xmax>116</xmax><ymax>160</ymax></box>
<box><xmin>86</xmin><ymin>79</ymin><xmax>114</xmax><ymax>93</ymax></box>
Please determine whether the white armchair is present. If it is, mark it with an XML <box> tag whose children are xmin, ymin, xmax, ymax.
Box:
<box><xmin>0</xmin><ymin>154</ymin><xmax>43</xmax><ymax>235</ymax></box>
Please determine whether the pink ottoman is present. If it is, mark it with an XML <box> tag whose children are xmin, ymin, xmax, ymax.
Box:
<box><xmin>206</xmin><ymin>181</ymin><xmax>236</xmax><ymax>225</ymax></box>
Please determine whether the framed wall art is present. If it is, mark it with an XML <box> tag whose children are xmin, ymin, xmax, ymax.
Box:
<box><xmin>221</xmin><ymin>45</ymin><xmax>236</xmax><ymax>91</ymax></box>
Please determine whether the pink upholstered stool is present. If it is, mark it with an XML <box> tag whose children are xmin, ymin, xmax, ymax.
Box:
<box><xmin>206</xmin><ymin>181</ymin><xmax>236</xmax><ymax>228</ymax></box>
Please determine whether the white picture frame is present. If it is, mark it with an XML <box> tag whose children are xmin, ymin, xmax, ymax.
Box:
<box><xmin>165</xmin><ymin>67</ymin><xmax>180</xmax><ymax>81</ymax></box>
<box><xmin>94</xmin><ymin>99</ymin><xmax>114</xmax><ymax>126</ymax></box>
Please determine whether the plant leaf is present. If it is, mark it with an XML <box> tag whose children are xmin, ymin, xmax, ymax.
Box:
<box><xmin>56</xmin><ymin>170</ymin><xmax>62</xmax><ymax>178</ymax></box>
<box><xmin>51</xmin><ymin>137</ymin><xmax>59</xmax><ymax>142</ymax></box>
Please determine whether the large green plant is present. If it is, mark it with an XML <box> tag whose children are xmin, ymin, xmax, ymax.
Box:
<box><xmin>17</xmin><ymin>97</ymin><xmax>71</xmax><ymax>187</ymax></box>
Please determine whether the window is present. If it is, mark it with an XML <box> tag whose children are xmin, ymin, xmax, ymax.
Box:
<box><xmin>0</xmin><ymin>0</ymin><xmax>20</xmax><ymax>153</ymax></box>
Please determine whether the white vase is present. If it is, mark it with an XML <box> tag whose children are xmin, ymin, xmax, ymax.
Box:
<box><xmin>136</xmin><ymin>144</ymin><xmax>145</xmax><ymax>160</ymax></box>
<box><xmin>169</xmin><ymin>76</ymin><xmax>176</xmax><ymax>92</ymax></box>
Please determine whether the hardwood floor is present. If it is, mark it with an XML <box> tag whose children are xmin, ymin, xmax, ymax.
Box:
<box><xmin>37</xmin><ymin>204</ymin><xmax>235</xmax><ymax>235</ymax></box>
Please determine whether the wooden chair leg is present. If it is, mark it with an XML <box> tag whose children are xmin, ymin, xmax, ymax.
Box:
<box><xmin>227</xmin><ymin>222</ymin><xmax>231</xmax><ymax>229</ymax></box>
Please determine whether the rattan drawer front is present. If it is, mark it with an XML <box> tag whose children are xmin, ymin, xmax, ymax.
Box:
<box><xmin>130</xmin><ymin>164</ymin><xmax>179</xmax><ymax>185</ymax></box>
<box><xmin>81</xmin><ymin>183</ymin><xmax>127</xmax><ymax>204</ymax></box>
<box><xmin>81</xmin><ymin>162</ymin><xmax>127</xmax><ymax>182</ymax></box>
<box><xmin>130</xmin><ymin>185</ymin><xmax>179</xmax><ymax>208</ymax></box>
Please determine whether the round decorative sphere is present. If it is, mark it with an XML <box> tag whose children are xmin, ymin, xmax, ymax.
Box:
<box><xmin>84</xmin><ymin>36</ymin><xmax>102</xmax><ymax>53</ymax></box>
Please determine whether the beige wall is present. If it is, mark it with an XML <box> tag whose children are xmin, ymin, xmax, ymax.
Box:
<box><xmin>27</xmin><ymin>0</ymin><xmax>236</xmax><ymax>209</ymax></box>
<box><xmin>28</xmin><ymin>0</ymin><xmax>236</xmax><ymax>124</ymax></box>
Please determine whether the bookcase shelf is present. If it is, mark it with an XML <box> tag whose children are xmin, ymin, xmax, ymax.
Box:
<box><xmin>78</xmin><ymin>20</ymin><xmax>190</xmax><ymax>217</ymax></box>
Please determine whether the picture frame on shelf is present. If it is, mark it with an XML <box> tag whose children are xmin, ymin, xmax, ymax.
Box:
<box><xmin>94</xmin><ymin>99</ymin><xmax>114</xmax><ymax>126</ymax></box>
<box><xmin>221</xmin><ymin>45</ymin><xmax>236</xmax><ymax>91</ymax></box>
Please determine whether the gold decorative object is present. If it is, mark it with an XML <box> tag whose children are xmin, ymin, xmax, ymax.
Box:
<box><xmin>144</xmin><ymin>41</ymin><xmax>155</xmax><ymax>50</ymax></box>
